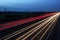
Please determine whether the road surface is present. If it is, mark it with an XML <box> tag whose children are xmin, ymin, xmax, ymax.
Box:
<box><xmin>0</xmin><ymin>13</ymin><xmax>60</xmax><ymax>40</ymax></box>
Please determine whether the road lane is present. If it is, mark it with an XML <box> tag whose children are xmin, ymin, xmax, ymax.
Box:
<box><xmin>16</xmin><ymin>14</ymin><xmax>58</xmax><ymax>40</ymax></box>
<box><xmin>31</xmin><ymin>15</ymin><xmax>57</xmax><ymax>40</ymax></box>
<box><xmin>39</xmin><ymin>15</ymin><xmax>59</xmax><ymax>40</ymax></box>
<box><xmin>0</xmin><ymin>13</ymin><xmax>59</xmax><ymax>40</ymax></box>
<box><xmin>0</xmin><ymin>14</ymin><xmax>51</xmax><ymax>40</ymax></box>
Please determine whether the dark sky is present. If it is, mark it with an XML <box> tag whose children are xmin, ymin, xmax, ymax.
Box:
<box><xmin>0</xmin><ymin>0</ymin><xmax>60</xmax><ymax>12</ymax></box>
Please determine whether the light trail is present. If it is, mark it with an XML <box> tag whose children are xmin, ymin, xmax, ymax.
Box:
<box><xmin>45</xmin><ymin>15</ymin><xmax>59</xmax><ymax>40</ymax></box>
<box><xmin>23</xmin><ymin>16</ymin><xmax>55</xmax><ymax>40</ymax></box>
<box><xmin>31</xmin><ymin>15</ymin><xmax>56</xmax><ymax>40</ymax></box>
<box><xmin>0</xmin><ymin>14</ymin><xmax>51</xmax><ymax>40</ymax></box>
<box><xmin>0</xmin><ymin>13</ymin><xmax>55</xmax><ymax>30</ymax></box>
<box><xmin>39</xmin><ymin>14</ymin><xmax>59</xmax><ymax>40</ymax></box>
<box><xmin>0</xmin><ymin>13</ymin><xmax>60</xmax><ymax>40</ymax></box>
<box><xmin>32</xmin><ymin>14</ymin><xmax>59</xmax><ymax>40</ymax></box>
<box><xmin>16</xmin><ymin>13</ymin><xmax>58</xmax><ymax>40</ymax></box>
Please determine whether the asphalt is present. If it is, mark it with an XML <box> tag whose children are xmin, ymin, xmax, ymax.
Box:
<box><xmin>57</xmin><ymin>15</ymin><xmax>60</xmax><ymax>40</ymax></box>
<box><xmin>0</xmin><ymin>13</ymin><xmax>59</xmax><ymax>40</ymax></box>
<box><xmin>48</xmin><ymin>15</ymin><xmax>60</xmax><ymax>40</ymax></box>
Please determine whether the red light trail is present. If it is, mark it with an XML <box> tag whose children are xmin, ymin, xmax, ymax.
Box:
<box><xmin>0</xmin><ymin>13</ymin><xmax>56</xmax><ymax>30</ymax></box>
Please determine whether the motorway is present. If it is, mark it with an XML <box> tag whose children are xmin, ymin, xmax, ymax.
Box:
<box><xmin>0</xmin><ymin>13</ymin><xmax>60</xmax><ymax>40</ymax></box>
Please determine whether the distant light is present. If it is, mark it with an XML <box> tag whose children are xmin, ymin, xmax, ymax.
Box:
<box><xmin>58</xmin><ymin>12</ymin><xmax>60</xmax><ymax>15</ymax></box>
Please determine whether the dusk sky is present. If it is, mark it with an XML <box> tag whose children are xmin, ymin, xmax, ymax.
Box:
<box><xmin>0</xmin><ymin>0</ymin><xmax>60</xmax><ymax>12</ymax></box>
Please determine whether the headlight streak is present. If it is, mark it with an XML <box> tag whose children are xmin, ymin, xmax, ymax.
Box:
<box><xmin>25</xmin><ymin>16</ymin><xmax>55</xmax><ymax>40</ymax></box>
<box><xmin>0</xmin><ymin>13</ymin><xmax>60</xmax><ymax>40</ymax></box>
<box><xmin>31</xmin><ymin>15</ymin><xmax>57</xmax><ymax>40</ymax></box>
<box><xmin>16</xmin><ymin>13</ymin><xmax>59</xmax><ymax>40</ymax></box>
<box><xmin>0</xmin><ymin>14</ymin><xmax>51</xmax><ymax>40</ymax></box>
<box><xmin>39</xmin><ymin>14</ymin><xmax>59</xmax><ymax>40</ymax></box>
<box><xmin>45</xmin><ymin>15</ymin><xmax>59</xmax><ymax>40</ymax></box>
